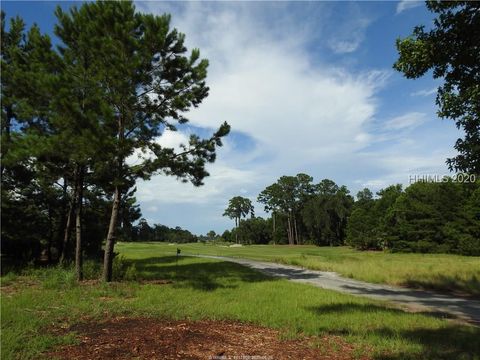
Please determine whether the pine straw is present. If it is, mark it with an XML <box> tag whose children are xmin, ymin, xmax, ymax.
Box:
<box><xmin>46</xmin><ymin>317</ymin><xmax>370</xmax><ymax>360</ymax></box>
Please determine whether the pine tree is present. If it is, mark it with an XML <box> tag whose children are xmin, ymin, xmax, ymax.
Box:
<box><xmin>54</xmin><ymin>2</ymin><xmax>229</xmax><ymax>281</ymax></box>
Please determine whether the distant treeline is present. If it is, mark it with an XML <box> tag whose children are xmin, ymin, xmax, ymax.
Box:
<box><xmin>221</xmin><ymin>174</ymin><xmax>480</xmax><ymax>256</ymax></box>
<box><xmin>124</xmin><ymin>219</ymin><xmax>197</xmax><ymax>244</ymax></box>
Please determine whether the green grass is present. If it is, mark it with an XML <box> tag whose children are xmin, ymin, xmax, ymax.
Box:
<box><xmin>1</xmin><ymin>243</ymin><xmax>479</xmax><ymax>360</ymax></box>
<box><xmin>129</xmin><ymin>242</ymin><xmax>480</xmax><ymax>297</ymax></box>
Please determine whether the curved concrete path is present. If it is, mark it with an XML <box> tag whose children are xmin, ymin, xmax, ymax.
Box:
<box><xmin>193</xmin><ymin>255</ymin><xmax>480</xmax><ymax>325</ymax></box>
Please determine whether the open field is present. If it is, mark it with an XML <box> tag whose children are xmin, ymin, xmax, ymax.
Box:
<box><xmin>2</xmin><ymin>243</ymin><xmax>479</xmax><ymax>359</ymax></box>
<box><xmin>122</xmin><ymin>242</ymin><xmax>480</xmax><ymax>297</ymax></box>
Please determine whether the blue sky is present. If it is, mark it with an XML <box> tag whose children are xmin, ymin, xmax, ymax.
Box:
<box><xmin>2</xmin><ymin>1</ymin><xmax>461</xmax><ymax>234</ymax></box>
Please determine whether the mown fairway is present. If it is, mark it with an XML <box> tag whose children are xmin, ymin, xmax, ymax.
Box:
<box><xmin>118</xmin><ymin>242</ymin><xmax>480</xmax><ymax>297</ymax></box>
<box><xmin>3</xmin><ymin>242</ymin><xmax>479</xmax><ymax>359</ymax></box>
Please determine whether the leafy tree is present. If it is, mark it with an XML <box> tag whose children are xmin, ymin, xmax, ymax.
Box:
<box><xmin>258</xmin><ymin>174</ymin><xmax>314</xmax><ymax>245</ymax></box>
<box><xmin>235</xmin><ymin>217</ymin><xmax>272</xmax><ymax>245</ymax></box>
<box><xmin>394</xmin><ymin>1</ymin><xmax>480</xmax><ymax>174</ymax></box>
<box><xmin>53</xmin><ymin>1</ymin><xmax>230</xmax><ymax>281</ymax></box>
<box><xmin>207</xmin><ymin>230</ymin><xmax>217</xmax><ymax>241</ymax></box>
<box><xmin>223</xmin><ymin>196</ymin><xmax>254</xmax><ymax>242</ymax></box>
<box><xmin>1</xmin><ymin>12</ymin><xmax>25</xmax><ymax>175</ymax></box>
<box><xmin>1</xmin><ymin>13</ymin><xmax>71</xmax><ymax>266</ymax></box>
<box><xmin>221</xmin><ymin>229</ymin><xmax>233</xmax><ymax>243</ymax></box>
<box><xmin>458</xmin><ymin>185</ymin><xmax>480</xmax><ymax>255</ymax></box>
<box><xmin>302</xmin><ymin>181</ymin><xmax>353</xmax><ymax>246</ymax></box>
<box><xmin>345</xmin><ymin>208</ymin><xmax>380</xmax><ymax>250</ymax></box>
<box><xmin>4</xmin><ymin>7</ymin><xmax>114</xmax><ymax>279</ymax></box>
<box><xmin>347</xmin><ymin>185</ymin><xmax>403</xmax><ymax>250</ymax></box>
<box><xmin>386</xmin><ymin>181</ymin><xmax>472</xmax><ymax>253</ymax></box>
<box><xmin>356</xmin><ymin>188</ymin><xmax>374</xmax><ymax>206</ymax></box>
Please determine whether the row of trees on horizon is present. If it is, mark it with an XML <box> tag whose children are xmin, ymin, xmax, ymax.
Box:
<box><xmin>221</xmin><ymin>174</ymin><xmax>480</xmax><ymax>256</ymax></box>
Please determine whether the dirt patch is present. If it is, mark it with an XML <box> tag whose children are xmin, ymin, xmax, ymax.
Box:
<box><xmin>47</xmin><ymin>317</ymin><xmax>368</xmax><ymax>360</ymax></box>
<box><xmin>0</xmin><ymin>277</ymin><xmax>39</xmax><ymax>296</ymax></box>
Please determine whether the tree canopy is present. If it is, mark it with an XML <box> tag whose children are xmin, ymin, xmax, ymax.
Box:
<box><xmin>394</xmin><ymin>1</ymin><xmax>480</xmax><ymax>175</ymax></box>
<box><xmin>1</xmin><ymin>2</ymin><xmax>229</xmax><ymax>280</ymax></box>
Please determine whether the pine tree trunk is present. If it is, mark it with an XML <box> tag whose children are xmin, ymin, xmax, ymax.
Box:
<box><xmin>103</xmin><ymin>185</ymin><xmax>120</xmax><ymax>282</ymax></box>
<box><xmin>103</xmin><ymin>113</ymin><xmax>125</xmax><ymax>282</ymax></box>
<box><xmin>235</xmin><ymin>217</ymin><xmax>238</xmax><ymax>243</ymax></box>
<box><xmin>60</xmin><ymin>175</ymin><xmax>77</xmax><ymax>264</ymax></box>
<box><xmin>272</xmin><ymin>212</ymin><xmax>276</xmax><ymax>245</ymax></box>
<box><xmin>59</xmin><ymin>202</ymin><xmax>74</xmax><ymax>264</ymax></box>
<box><xmin>75</xmin><ymin>166</ymin><xmax>84</xmax><ymax>281</ymax></box>
<box><xmin>56</xmin><ymin>178</ymin><xmax>68</xmax><ymax>262</ymax></box>
<box><xmin>294</xmin><ymin>216</ymin><xmax>299</xmax><ymax>245</ymax></box>
<box><xmin>287</xmin><ymin>215</ymin><xmax>293</xmax><ymax>245</ymax></box>
<box><xmin>47</xmin><ymin>206</ymin><xmax>53</xmax><ymax>263</ymax></box>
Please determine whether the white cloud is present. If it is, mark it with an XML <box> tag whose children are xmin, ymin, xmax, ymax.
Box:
<box><xmin>383</xmin><ymin>112</ymin><xmax>427</xmax><ymax>131</ymax></box>
<box><xmin>356</xmin><ymin>150</ymin><xmax>456</xmax><ymax>193</ymax></box>
<box><xmin>156</xmin><ymin>130</ymin><xmax>189</xmax><ymax>152</ymax></box>
<box><xmin>134</xmin><ymin>2</ymin><xmax>385</xmax><ymax>171</ymax></box>
<box><xmin>410</xmin><ymin>88</ymin><xmax>437</xmax><ymax>97</ymax></box>
<box><xmin>137</xmin><ymin>163</ymin><xmax>258</xmax><ymax>205</ymax></box>
<box><xmin>326</xmin><ymin>4</ymin><xmax>372</xmax><ymax>54</ymax></box>
<box><xmin>126</xmin><ymin>130</ymin><xmax>190</xmax><ymax>166</ymax></box>
<box><xmin>130</xmin><ymin>2</ymin><xmax>460</xmax><ymax>234</ymax></box>
<box><xmin>327</xmin><ymin>19</ymin><xmax>371</xmax><ymax>54</ymax></box>
<box><xmin>396</xmin><ymin>1</ymin><xmax>422</xmax><ymax>14</ymax></box>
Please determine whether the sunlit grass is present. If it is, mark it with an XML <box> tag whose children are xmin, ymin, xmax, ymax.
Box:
<box><xmin>1</xmin><ymin>245</ymin><xmax>479</xmax><ymax>359</ymax></box>
<box><xmin>121</xmin><ymin>242</ymin><xmax>480</xmax><ymax>297</ymax></box>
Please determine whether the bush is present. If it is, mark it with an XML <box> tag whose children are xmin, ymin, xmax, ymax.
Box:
<box><xmin>414</xmin><ymin>240</ymin><xmax>439</xmax><ymax>253</ymax></box>
<box><xmin>83</xmin><ymin>259</ymin><xmax>102</xmax><ymax>280</ymax></box>
<box><xmin>390</xmin><ymin>240</ymin><xmax>414</xmax><ymax>253</ymax></box>
<box><xmin>39</xmin><ymin>267</ymin><xmax>77</xmax><ymax>290</ymax></box>
<box><xmin>124</xmin><ymin>263</ymin><xmax>139</xmax><ymax>281</ymax></box>
<box><xmin>458</xmin><ymin>236</ymin><xmax>480</xmax><ymax>256</ymax></box>
<box><xmin>112</xmin><ymin>255</ymin><xmax>139</xmax><ymax>281</ymax></box>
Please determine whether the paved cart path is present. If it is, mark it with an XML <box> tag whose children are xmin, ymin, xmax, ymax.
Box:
<box><xmin>192</xmin><ymin>254</ymin><xmax>480</xmax><ymax>325</ymax></box>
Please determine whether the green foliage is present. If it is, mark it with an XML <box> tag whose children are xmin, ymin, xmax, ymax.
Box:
<box><xmin>255</xmin><ymin>176</ymin><xmax>353</xmax><ymax>246</ymax></box>
<box><xmin>346</xmin><ymin>208</ymin><xmax>380</xmax><ymax>249</ymax></box>
<box><xmin>124</xmin><ymin>263</ymin><xmax>139</xmax><ymax>281</ymax></box>
<box><xmin>345</xmin><ymin>180</ymin><xmax>480</xmax><ymax>255</ymax></box>
<box><xmin>1</xmin><ymin>2</ymin><xmax>228</xmax><ymax>278</ymax></box>
<box><xmin>24</xmin><ymin>266</ymin><xmax>79</xmax><ymax>290</ymax></box>
<box><xmin>223</xmin><ymin>196</ymin><xmax>254</xmax><ymax>223</ymax></box>
<box><xmin>346</xmin><ymin>185</ymin><xmax>403</xmax><ymax>250</ymax></box>
<box><xmin>112</xmin><ymin>255</ymin><xmax>139</xmax><ymax>281</ymax></box>
<box><xmin>302</xmin><ymin>185</ymin><xmax>353</xmax><ymax>246</ymax></box>
<box><xmin>82</xmin><ymin>259</ymin><xmax>102</xmax><ymax>280</ymax></box>
<box><xmin>387</xmin><ymin>181</ymin><xmax>478</xmax><ymax>254</ymax></box>
<box><xmin>394</xmin><ymin>1</ymin><xmax>480</xmax><ymax>174</ymax></box>
<box><xmin>234</xmin><ymin>217</ymin><xmax>272</xmax><ymax>245</ymax></box>
<box><xmin>126</xmin><ymin>218</ymin><xmax>197</xmax><ymax>243</ymax></box>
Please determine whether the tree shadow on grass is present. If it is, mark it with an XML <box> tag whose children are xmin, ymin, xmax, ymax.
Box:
<box><xmin>306</xmin><ymin>303</ymin><xmax>480</xmax><ymax>360</ymax></box>
<box><xmin>403</xmin><ymin>275</ymin><xmax>480</xmax><ymax>299</ymax></box>
<box><xmin>337</xmin><ymin>284</ymin><xmax>480</xmax><ymax>325</ymax></box>
<box><xmin>131</xmin><ymin>256</ymin><xmax>273</xmax><ymax>292</ymax></box>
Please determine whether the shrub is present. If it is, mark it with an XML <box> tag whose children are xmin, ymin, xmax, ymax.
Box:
<box><xmin>112</xmin><ymin>255</ymin><xmax>140</xmax><ymax>281</ymax></box>
<box><xmin>124</xmin><ymin>263</ymin><xmax>139</xmax><ymax>281</ymax></box>
<box><xmin>40</xmin><ymin>267</ymin><xmax>77</xmax><ymax>290</ymax></box>
<box><xmin>83</xmin><ymin>259</ymin><xmax>102</xmax><ymax>280</ymax></box>
<box><xmin>458</xmin><ymin>236</ymin><xmax>480</xmax><ymax>256</ymax></box>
